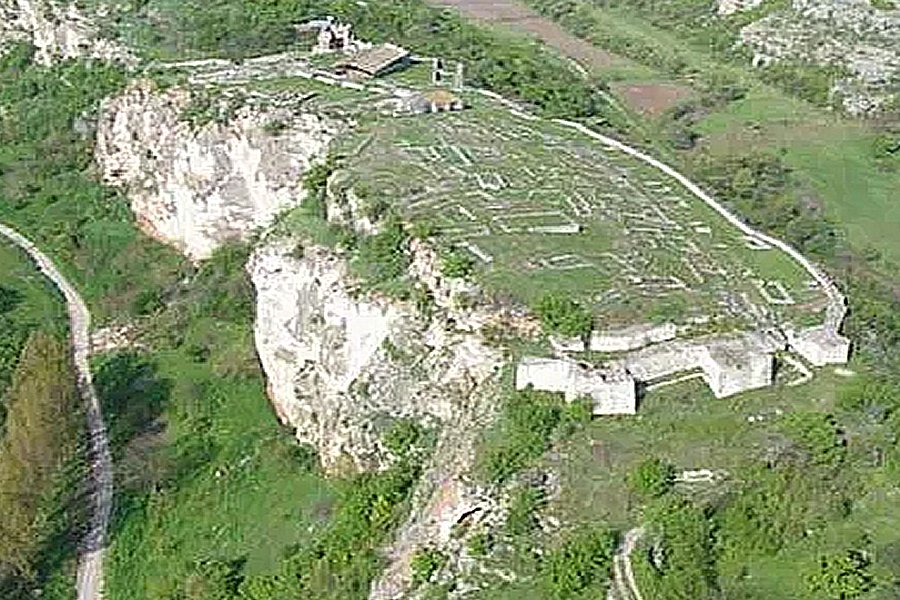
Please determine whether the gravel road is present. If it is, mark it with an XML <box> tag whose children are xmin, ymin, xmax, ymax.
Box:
<box><xmin>0</xmin><ymin>222</ymin><xmax>112</xmax><ymax>600</ymax></box>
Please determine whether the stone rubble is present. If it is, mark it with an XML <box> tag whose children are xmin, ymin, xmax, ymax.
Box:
<box><xmin>717</xmin><ymin>0</ymin><xmax>764</xmax><ymax>15</ymax></box>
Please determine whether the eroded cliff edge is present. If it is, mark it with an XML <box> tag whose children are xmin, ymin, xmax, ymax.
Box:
<box><xmin>96</xmin><ymin>80</ymin><xmax>341</xmax><ymax>260</ymax></box>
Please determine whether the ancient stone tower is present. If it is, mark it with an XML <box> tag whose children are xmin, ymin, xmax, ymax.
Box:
<box><xmin>432</xmin><ymin>58</ymin><xmax>446</xmax><ymax>86</ymax></box>
<box><xmin>453</xmin><ymin>61</ymin><xmax>464</xmax><ymax>91</ymax></box>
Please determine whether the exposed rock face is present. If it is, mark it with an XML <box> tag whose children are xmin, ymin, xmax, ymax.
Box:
<box><xmin>717</xmin><ymin>0</ymin><xmax>764</xmax><ymax>15</ymax></box>
<box><xmin>0</xmin><ymin>0</ymin><xmax>134</xmax><ymax>65</ymax></box>
<box><xmin>248</xmin><ymin>239</ymin><xmax>503</xmax><ymax>472</ymax></box>
<box><xmin>96</xmin><ymin>81</ymin><xmax>341</xmax><ymax>260</ymax></box>
<box><xmin>0</xmin><ymin>2</ymin><xmax>28</xmax><ymax>55</ymax></box>
<box><xmin>740</xmin><ymin>0</ymin><xmax>900</xmax><ymax>115</ymax></box>
<box><xmin>249</xmin><ymin>238</ymin><xmax>510</xmax><ymax>598</ymax></box>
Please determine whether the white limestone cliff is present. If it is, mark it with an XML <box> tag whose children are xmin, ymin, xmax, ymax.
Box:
<box><xmin>248</xmin><ymin>239</ymin><xmax>504</xmax><ymax>472</ymax></box>
<box><xmin>0</xmin><ymin>0</ymin><xmax>134</xmax><ymax>65</ymax></box>
<box><xmin>96</xmin><ymin>81</ymin><xmax>341</xmax><ymax>260</ymax></box>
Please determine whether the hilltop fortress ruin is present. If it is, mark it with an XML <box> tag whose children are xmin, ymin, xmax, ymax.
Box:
<box><xmin>88</xmin><ymin>13</ymin><xmax>853</xmax><ymax>426</ymax></box>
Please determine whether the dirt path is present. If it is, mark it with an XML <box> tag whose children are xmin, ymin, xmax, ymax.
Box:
<box><xmin>611</xmin><ymin>527</ymin><xmax>645</xmax><ymax>600</ymax></box>
<box><xmin>427</xmin><ymin>0</ymin><xmax>624</xmax><ymax>71</ymax></box>
<box><xmin>427</xmin><ymin>0</ymin><xmax>694</xmax><ymax>114</ymax></box>
<box><xmin>0</xmin><ymin>223</ymin><xmax>112</xmax><ymax>600</ymax></box>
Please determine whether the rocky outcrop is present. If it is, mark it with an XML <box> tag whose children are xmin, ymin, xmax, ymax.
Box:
<box><xmin>740</xmin><ymin>0</ymin><xmax>900</xmax><ymax>115</ymax></box>
<box><xmin>0</xmin><ymin>2</ymin><xmax>28</xmax><ymax>55</ymax></box>
<box><xmin>96</xmin><ymin>81</ymin><xmax>341</xmax><ymax>260</ymax></box>
<box><xmin>248</xmin><ymin>239</ymin><xmax>503</xmax><ymax>472</ymax></box>
<box><xmin>0</xmin><ymin>0</ymin><xmax>134</xmax><ymax>65</ymax></box>
<box><xmin>717</xmin><ymin>0</ymin><xmax>764</xmax><ymax>15</ymax></box>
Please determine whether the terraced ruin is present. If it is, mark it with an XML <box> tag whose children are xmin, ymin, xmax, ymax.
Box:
<box><xmin>333</xmin><ymin>98</ymin><xmax>833</xmax><ymax>331</ymax></box>
<box><xmin>138</xmin><ymin>22</ymin><xmax>853</xmax><ymax>413</ymax></box>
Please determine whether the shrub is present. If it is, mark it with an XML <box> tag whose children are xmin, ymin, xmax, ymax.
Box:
<box><xmin>809</xmin><ymin>550</ymin><xmax>876</xmax><ymax>600</ymax></box>
<box><xmin>352</xmin><ymin>221</ymin><xmax>412</xmax><ymax>297</ymax></box>
<box><xmin>627</xmin><ymin>457</ymin><xmax>676</xmax><ymax>499</ymax></box>
<box><xmin>467</xmin><ymin>532</ymin><xmax>492</xmax><ymax>557</ymax></box>
<box><xmin>283</xmin><ymin>458</ymin><xmax>422</xmax><ymax>599</ymax></box>
<box><xmin>534</xmin><ymin>293</ymin><xmax>593</xmax><ymax>338</ymax></box>
<box><xmin>782</xmin><ymin>412</ymin><xmax>846</xmax><ymax>468</ymax></box>
<box><xmin>480</xmin><ymin>388</ymin><xmax>564</xmax><ymax>483</ymax></box>
<box><xmin>410</xmin><ymin>548</ymin><xmax>447</xmax><ymax>586</ymax></box>
<box><xmin>440</xmin><ymin>247</ymin><xmax>476</xmax><ymax>279</ymax></box>
<box><xmin>180</xmin><ymin>558</ymin><xmax>245</xmax><ymax>600</ymax></box>
<box><xmin>542</xmin><ymin>526</ymin><xmax>617</xmax><ymax>599</ymax></box>
<box><xmin>872</xmin><ymin>131</ymin><xmax>900</xmax><ymax>170</ymax></box>
<box><xmin>505</xmin><ymin>485</ymin><xmax>545</xmax><ymax>536</ymax></box>
<box><xmin>383</xmin><ymin>419</ymin><xmax>424</xmax><ymax>457</ymax></box>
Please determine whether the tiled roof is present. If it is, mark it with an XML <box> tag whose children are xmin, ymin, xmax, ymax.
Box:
<box><xmin>340</xmin><ymin>43</ymin><xmax>409</xmax><ymax>76</ymax></box>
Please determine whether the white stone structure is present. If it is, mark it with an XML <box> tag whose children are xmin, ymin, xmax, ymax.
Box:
<box><xmin>310</xmin><ymin>19</ymin><xmax>357</xmax><ymax>54</ymax></box>
<box><xmin>605</xmin><ymin>331</ymin><xmax>781</xmax><ymax>400</ymax></box>
<box><xmin>786</xmin><ymin>326</ymin><xmax>852</xmax><ymax>366</ymax></box>
<box><xmin>590</xmin><ymin>322</ymin><xmax>677</xmax><ymax>353</ymax></box>
<box><xmin>515</xmin><ymin>357</ymin><xmax>637</xmax><ymax>415</ymax></box>
<box><xmin>697</xmin><ymin>334</ymin><xmax>775</xmax><ymax>398</ymax></box>
<box><xmin>394</xmin><ymin>90</ymin><xmax>465</xmax><ymax>116</ymax></box>
<box><xmin>453</xmin><ymin>61</ymin><xmax>465</xmax><ymax>92</ymax></box>
<box><xmin>550</xmin><ymin>335</ymin><xmax>587</xmax><ymax>353</ymax></box>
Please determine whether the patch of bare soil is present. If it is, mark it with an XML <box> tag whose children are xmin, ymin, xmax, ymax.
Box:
<box><xmin>428</xmin><ymin>0</ymin><xmax>697</xmax><ymax>115</ymax></box>
<box><xmin>427</xmin><ymin>0</ymin><xmax>624</xmax><ymax>70</ymax></box>
<box><xmin>612</xmin><ymin>82</ymin><xmax>693</xmax><ymax>116</ymax></box>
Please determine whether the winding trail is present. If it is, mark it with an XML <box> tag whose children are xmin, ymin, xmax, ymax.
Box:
<box><xmin>0</xmin><ymin>222</ymin><xmax>112</xmax><ymax>600</ymax></box>
<box><xmin>612</xmin><ymin>527</ymin><xmax>645</xmax><ymax>600</ymax></box>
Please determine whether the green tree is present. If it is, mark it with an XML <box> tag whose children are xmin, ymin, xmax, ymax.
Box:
<box><xmin>534</xmin><ymin>293</ymin><xmax>593</xmax><ymax>338</ymax></box>
<box><xmin>643</xmin><ymin>497</ymin><xmax>718</xmax><ymax>600</ymax></box>
<box><xmin>0</xmin><ymin>333</ymin><xmax>81</xmax><ymax>582</ymax></box>
<box><xmin>0</xmin><ymin>286</ymin><xmax>23</xmax><ymax>314</ymax></box>
<box><xmin>809</xmin><ymin>550</ymin><xmax>875</xmax><ymax>600</ymax></box>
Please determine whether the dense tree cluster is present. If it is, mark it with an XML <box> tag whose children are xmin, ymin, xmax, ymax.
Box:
<box><xmin>0</xmin><ymin>333</ymin><xmax>81</xmax><ymax>595</ymax></box>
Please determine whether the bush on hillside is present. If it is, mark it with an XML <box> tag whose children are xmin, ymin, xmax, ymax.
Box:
<box><xmin>534</xmin><ymin>292</ymin><xmax>593</xmax><ymax>338</ymax></box>
<box><xmin>541</xmin><ymin>526</ymin><xmax>617</xmax><ymax>599</ymax></box>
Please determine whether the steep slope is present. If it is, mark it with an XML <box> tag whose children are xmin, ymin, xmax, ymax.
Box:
<box><xmin>0</xmin><ymin>0</ymin><xmax>134</xmax><ymax>64</ymax></box>
<box><xmin>96</xmin><ymin>81</ymin><xmax>341</xmax><ymax>260</ymax></box>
